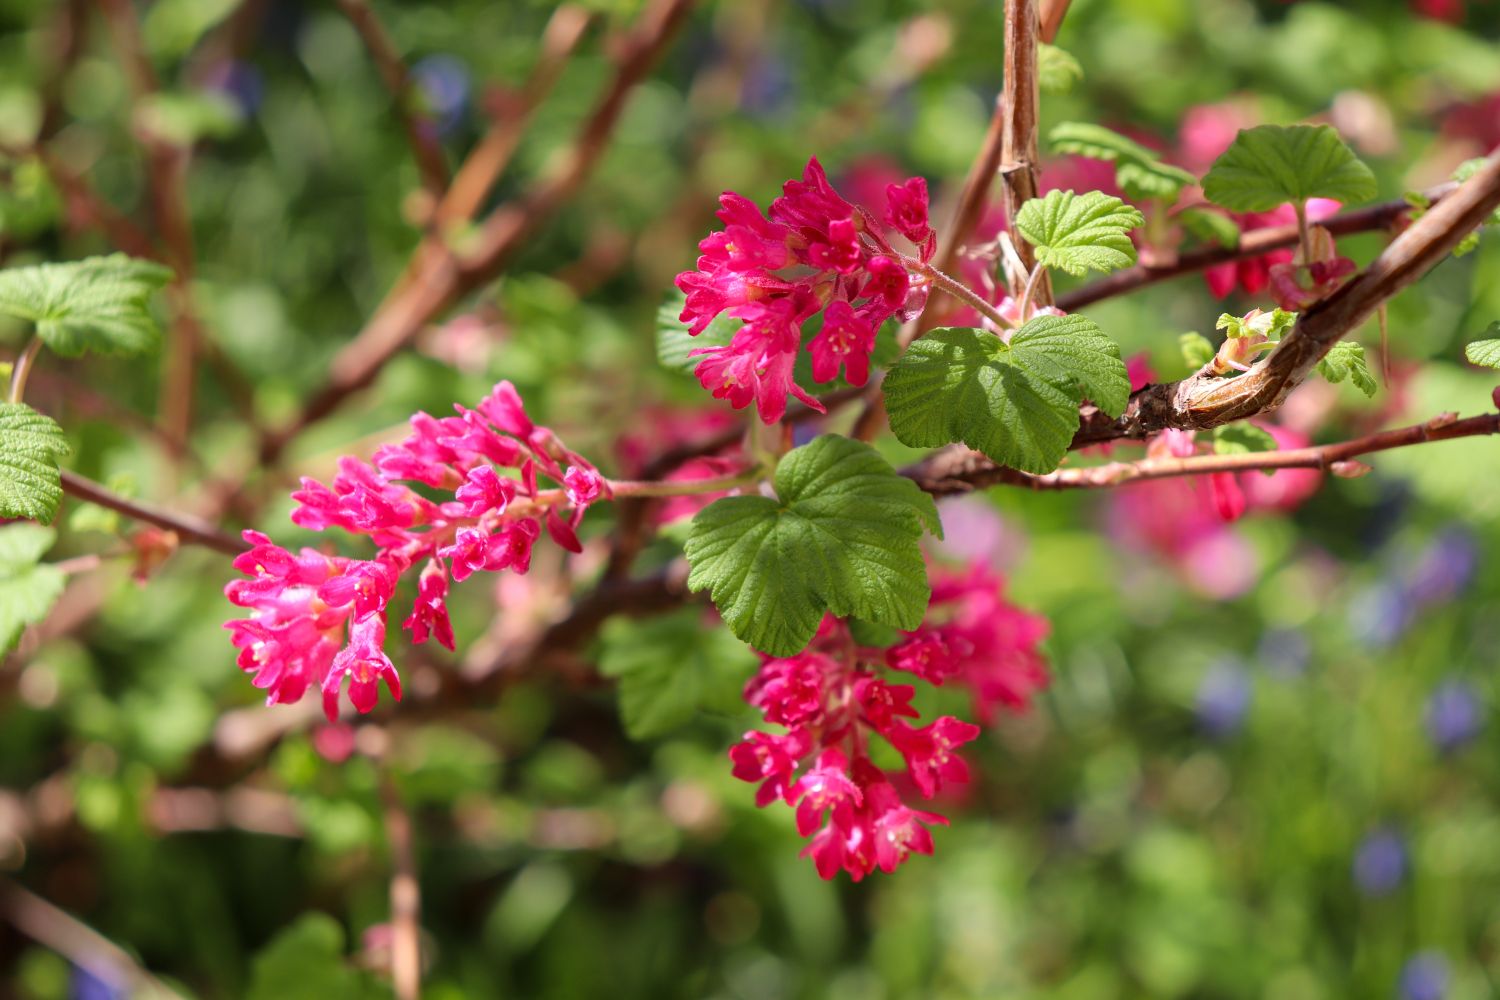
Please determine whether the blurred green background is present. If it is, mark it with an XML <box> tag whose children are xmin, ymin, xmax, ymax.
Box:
<box><xmin>3</xmin><ymin>0</ymin><xmax>1500</xmax><ymax>997</ymax></box>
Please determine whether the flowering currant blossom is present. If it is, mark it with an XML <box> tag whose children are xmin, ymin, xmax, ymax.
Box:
<box><xmin>676</xmin><ymin>158</ymin><xmax>936</xmax><ymax>423</ymax></box>
<box><xmin>729</xmin><ymin>561</ymin><xmax>1050</xmax><ymax>880</ymax></box>
<box><xmin>225</xmin><ymin>381</ymin><xmax>604</xmax><ymax>721</ymax></box>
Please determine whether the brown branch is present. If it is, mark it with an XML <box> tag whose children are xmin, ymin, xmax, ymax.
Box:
<box><xmin>380</xmin><ymin>772</ymin><xmax>423</xmax><ymax>1000</ymax></box>
<box><xmin>1001</xmin><ymin>0</ymin><xmax>1052</xmax><ymax>306</ymax></box>
<box><xmin>254</xmin><ymin>0</ymin><xmax>695</xmax><ymax>469</ymax></box>
<box><xmin>1056</xmin><ymin>184</ymin><xmax>1455</xmax><ymax>312</ymax></box>
<box><xmin>0</xmin><ymin>879</ymin><xmax>188</xmax><ymax>999</ymax></box>
<box><xmin>908</xmin><ymin>410</ymin><xmax>1500</xmax><ymax>494</ymax></box>
<box><xmin>1039</xmin><ymin>0</ymin><xmax>1072</xmax><ymax>41</ymax></box>
<box><xmin>336</xmin><ymin>0</ymin><xmax>450</xmax><ymax>196</ymax></box>
<box><xmin>59</xmin><ymin>470</ymin><xmax>248</xmax><ymax>556</ymax></box>
<box><xmin>1071</xmin><ymin>147</ymin><xmax>1500</xmax><ymax>447</ymax></box>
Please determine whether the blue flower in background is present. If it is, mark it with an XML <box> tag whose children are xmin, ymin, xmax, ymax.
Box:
<box><xmin>1398</xmin><ymin>952</ymin><xmax>1450</xmax><ymax>1000</ymax></box>
<box><xmin>1353</xmin><ymin>828</ymin><xmax>1407</xmax><ymax>897</ymax></box>
<box><xmin>1257</xmin><ymin>627</ymin><xmax>1310</xmax><ymax>678</ymax></box>
<box><xmin>1404</xmin><ymin>528</ymin><xmax>1478</xmax><ymax>606</ymax></box>
<box><xmin>1348</xmin><ymin>582</ymin><xmax>1413</xmax><ymax>649</ymax></box>
<box><xmin>70</xmin><ymin>965</ymin><xmax>126</xmax><ymax>1000</ymax></box>
<box><xmin>203</xmin><ymin>60</ymin><xmax>265</xmax><ymax>116</ymax></box>
<box><xmin>1196</xmin><ymin>660</ymin><xmax>1252</xmax><ymax>738</ymax></box>
<box><xmin>412</xmin><ymin>54</ymin><xmax>470</xmax><ymax>136</ymax></box>
<box><xmin>1425</xmin><ymin>679</ymin><xmax>1484</xmax><ymax>753</ymax></box>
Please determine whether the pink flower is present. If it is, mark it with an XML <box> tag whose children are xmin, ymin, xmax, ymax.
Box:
<box><xmin>885</xmin><ymin>633</ymin><xmax>959</xmax><ymax>684</ymax></box>
<box><xmin>729</xmin><ymin>730</ymin><xmax>811</xmax><ymax>806</ymax></box>
<box><xmin>1203</xmin><ymin>200</ymin><xmax>1341</xmax><ymax>300</ymax></box>
<box><xmin>790</xmin><ymin>748</ymin><xmax>864</xmax><ymax>836</ymax></box>
<box><xmin>453</xmin><ymin>464</ymin><xmax>516</xmax><ymax>518</ymax></box>
<box><xmin>321</xmin><ymin>614</ymin><xmax>401</xmax><ymax>721</ymax></box>
<box><xmin>886</xmin><ymin>716</ymin><xmax>980</xmax><ymax>798</ymax></box>
<box><xmin>807</xmin><ymin>300</ymin><xmax>876</xmax><ymax>386</ymax></box>
<box><xmin>402</xmin><ymin>561</ymin><xmax>454</xmax><ymax>650</ymax></box>
<box><xmin>439</xmin><ymin>519</ymin><xmax>541</xmax><ymax>582</ymax></box>
<box><xmin>884</xmin><ymin>177</ymin><xmax>935</xmax><ymax>259</ymax></box>
<box><xmin>563</xmin><ymin>466</ymin><xmax>607</xmax><ymax>509</ymax></box>
<box><xmin>317</xmin><ymin>559</ymin><xmax>399</xmax><ymax>618</ymax></box>
<box><xmin>745</xmin><ymin>654</ymin><xmax>831</xmax><ymax>728</ymax></box>
<box><xmin>866</xmin><ymin>781</ymin><xmax>947</xmax><ymax>874</ymax></box>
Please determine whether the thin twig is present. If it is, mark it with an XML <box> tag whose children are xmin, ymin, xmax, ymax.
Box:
<box><xmin>380</xmin><ymin>771</ymin><xmax>423</xmax><ymax>1000</ymax></box>
<box><xmin>59</xmin><ymin>470</ymin><xmax>247</xmax><ymax>556</ymax></box>
<box><xmin>1039</xmin><ymin>0</ymin><xmax>1072</xmax><ymax>41</ymax></box>
<box><xmin>908</xmin><ymin>410</ymin><xmax>1500</xmax><ymax>494</ymax></box>
<box><xmin>1056</xmin><ymin>184</ymin><xmax>1454</xmax><ymax>311</ymax></box>
<box><xmin>336</xmin><ymin>0</ymin><xmax>450</xmax><ymax>195</ymax></box>
<box><xmin>0</xmin><ymin>879</ymin><xmax>188</xmax><ymax>999</ymax></box>
<box><xmin>8</xmin><ymin>338</ymin><xmax>42</xmax><ymax>404</ymax></box>
<box><xmin>1000</xmin><ymin>0</ymin><xmax>1052</xmax><ymax>307</ymax></box>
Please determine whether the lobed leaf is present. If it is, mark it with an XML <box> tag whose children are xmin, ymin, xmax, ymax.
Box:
<box><xmin>1316</xmin><ymin>341</ymin><xmax>1377</xmax><ymax>397</ymax></box>
<box><xmin>0</xmin><ymin>523</ymin><xmax>65</xmax><ymax>653</ymax></box>
<box><xmin>0</xmin><ymin>402</ymin><xmax>71</xmax><ymax>524</ymax></box>
<box><xmin>1015</xmin><ymin>190</ymin><xmax>1144</xmax><ymax>277</ymax></box>
<box><xmin>1037</xmin><ymin>44</ymin><xmax>1084</xmax><ymax>96</ymax></box>
<box><xmin>1048</xmin><ymin>122</ymin><xmax>1196</xmax><ymax>201</ymax></box>
<box><xmin>684</xmin><ymin>435</ymin><xmax>941</xmax><ymax>657</ymax></box>
<box><xmin>596</xmin><ymin>610</ymin><xmax>758</xmax><ymax>739</ymax></box>
<box><xmin>655</xmin><ymin>294</ymin><xmax>738</xmax><ymax>374</ymax></box>
<box><xmin>1202</xmin><ymin>124</ymin><xmax>1376</xmax><ymax>213</ymax></box>
<box><xmin>1464</xmin><ymin>323</ymin><xmax>1500</xmax><ymax>369</ymax></box>
<box><xmin>883</xmin><ymin>316</ymin><xmax>1130</xmax><ymax>475</ymax></box>
<box><xmin>0</xmin><ymin>253</ymin><xmax>172</xmax><ymax>357</ymax></box>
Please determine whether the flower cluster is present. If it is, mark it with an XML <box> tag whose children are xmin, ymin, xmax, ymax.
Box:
<box><xmin>676</xmin><ymin>158</ymin><xmax>936</xmax><ymax>423</ymax></box>
<box><xmin>225</xmin><ymin>381</ymin><xmax>604</xmax><ymax>721</ymax></box>
<box><xmin>729</xmin><ymin>561</ymin><xmax>1049</xmax><ymax>880</ymax></box>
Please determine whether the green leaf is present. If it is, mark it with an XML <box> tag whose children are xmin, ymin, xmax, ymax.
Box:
<box><xmin>1202</xmin><ymin>124</ymin><xmax>1376</xmax><ymax>213</ymax></box>
<box><xmin>247</xmin><ymin>913</ymin><xmax>382</xmax><ymax>1000</ymax></box>
<box><xmin>1178</xmin><ymin>206</ymin><xmax>1241</xmax><ymax>248</ymax></box>
<box><xmin>1180</xmin><ymin>332</ymin><xmax>1215</xmax><ymax>370</ymax></box>
<box><xmin>0</xmin><ymin>523</ymin><xmax>64</xmax><ymax>653</ymax></box>
<box><xmin>1463</xmin><ymin>324</ymin><xmax>1500</xmax><ymax>369</ymax></box>
<box><xmin>656</xmin><ymin>294</ymin><xmax>737</xmax><ymax>375</ymax></box>
<box><xmin>1048</xmin><ymin>122</ymin><xmax>1196</xmax><ymax>201</ymax></box>
<box><xmin>883</xmin><ymin>316</ymin><xmax>1130</xmax><ymax>475</ymax></box>
<box><xmin>1015</xmin><ymin>190</ymin><xmax>1144</xmax><ymax>277</ymax></box>
<box><xmin>1316</xmin><ymin>341</ymin><xmax>1377</xmax><ymax>397</ymax></box>
<box><xmin>0</xmin><ymin>402</ymin><xmax>70</xmax><ymax>524</ymax></box>
<box><xmin>684</xmin><ymin>435</ymin><xmax>941</xmax><ymax>657</ymax></box>
<box><xmin>0</xmin><ymin>254</ymin><xmax>172</xmax><ymax>357</ymax></box>
<box><xmin>137</xmin><ymin>91</ymin><xmax>243</xmax><ymax>145</ymax></box>
<box><xmin>1212</xmin><ymin>424</ymin><xmax>1278</xmax><ymax>456</ymax></box>
<box><xmin>1037</xmin><ymin>44</ymin><xmax>1084</xmax><ymax>96</ymax></box>
<box><xmin>596</xmin><ymin>609</ymin><xmax>758</xmax><ymax>739</ymax></box>
<box><xmin>1216</xmin><ymin>308</ymin><xmax>1298</xmax><ymax>341</ymax></box>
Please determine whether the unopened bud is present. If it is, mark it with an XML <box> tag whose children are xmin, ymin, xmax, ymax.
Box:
<box><xmin>1331</xmin><ymin>460</ymin><xmax>1373</xmax><ymax>479</ymax></box>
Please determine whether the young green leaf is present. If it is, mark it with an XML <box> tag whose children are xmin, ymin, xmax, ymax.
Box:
<box><xmin>1216</xmin><ymin>308</ymin><xmax>1298</xmax><ymax>341</ymax></box>
<box><xmin>1180</xmin><ymin>331</ymin><xmax>1215</xmax><ymax>370</ymax></box>
<box><xmin>1212</xmin><ymin>424</ymin><xmax>1278</xmax><ymax>457</ymax></box>
<box><xmin>0</xmin><ymin>402</ymin><xmax>71</xmax><ymax>524</ymax></box>
<box><xmin>1015</xmin><ymin>190</ymin><xmax>1144</xmax><ymax>277</ymax></box>
<box><xmin>1037</xmin><ymin>44</ymin><xmax>1083</xmax><ymax>96</ymax></box>
<box><xmin>596</xmin><ymin>610</ymin><xmax>758</xmax><ymax>739</ymax></box>
<box><xmin>684</xmin><ymin>435</ymin><xmax>941</xmax><ymax>657</ymax></box>
<box><xmin>1463</xmin><ymin>323</ymin><xmax>1500</xmax><ymax>369</ymax></box>
<box><xmin>656</xmin><ymin>294</ymin><xmax>738</xmax><ymax>374</ymax></box>
<box><xmin>1316</xmin><ymin>341</ymin><xmax>1377</xmax><ymax>397</ymax></box>
<box><xmin>0</xmin><ymin>523</ymin><xmax>65</xmax><ymax>653</ymax></box>
<box><xmin>1048</xmin><ymin>122</ymin><xmax>1196</xmax><ymax>201</ymax></box>
<box><xmin>0</xmin><ymin>254</ymin><xmax>172</xmax><ymax>357</ymax></box>
<box><xmin>1178</xmin><ymin>206</ymin><xmax>1241</xmax><ymax>248</ymax></box>
<box><xmin>247</xmin><ymin>913</ymin><xmax>383</xmax><ymax>1000</ymax></box>
<box><xmin>883</xmin><ymin>316</ymin><xmax>1130</xmax><ymax>475</ymax></box>
<box><xmin>1202</xmin><ymin>124</ymin><xmax>1376</xmax><ymax>213</ymax></box>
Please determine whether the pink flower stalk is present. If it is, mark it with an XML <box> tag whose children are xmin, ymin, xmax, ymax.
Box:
<box><xmin>676</xmin><ymin>158</ymin><xmax>937</xmax><ymax>422</ymax></box>
<box><xmin>729</xmin><ymin>561</ymin><xmax>1050</xmax><ymax>880</ymax></box>
<box><xmin>225</xmin><ymin>381</ymin><xmax>603</xmax><ymax>721</ymax></box>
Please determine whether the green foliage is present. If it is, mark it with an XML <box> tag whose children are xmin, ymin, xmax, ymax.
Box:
<box><xmin>595</xmin><ymin>609</ymin><xmax>758</xmax><ymax>739</ymax></box>
<box><xmin>1047</xmin><ymin>122</ymin><xmax>1196</xmax><ymax>200</ymax></box>
<box><xmin>1015</xmin><ymin>190</ymin><xmax>1144</xmax><ymax>276</ymax></box>
<box><xmin>656</xmin><ymin>297</ymin><xmax>738</xmax><ymax>374</ymax></box>
<box><xmin>1216</xmin><ymin>308</ymin><xmax>1298</xmax><ymax>341</ymax></box>
<box><xmin>1180</xmin><ymin>331</ymin><xmax>1215</xmax><ymax>370</ymax></box>
<box><xmin>684</xmin><ymin>435</ymin><xmax>940</xmax><ymax>657</ymax></box>
<box><xmin>246</xmin><ymin>914</ymin><xmax>383</xmax><ymax>1000</ymax></box>
<box><xmin>0</xmin><ymin>254</ymin><xmax>171</xmax><ymax>357</ymax></box>
<box><xmin>884</xmin><ymin>316</ymin><xmax>1129</xmax><ymax>474</ymax></box>
<box><xmin>1212</xmin><ymin>424</ymin><xmax>1278</xmax><ymax>457</ymax></box>
<box><xmin>0</xmin><ymin>523</ymin><xmax>64</xmax><ymax>653</ymax></box>
<box><xmin>1178</xmin><ymin>206</ymin><xmax>1241</xmax><ymax>248</ymax></box>
<box><xmin>1317</xmin><ymin>341</ymin><xmax>1378</xmax><ymax>397</ymax></box>
<box><xmin>0</xmin><ymin>402</ymin><xmax>70</xmax><ymax>524</ymax></box>
<box><xmin>1037</xmin><ymin>44</ymin><xmax>1084</xmax><ymax>95</ymax></box>
<box><xmin>1202</xmin><ymin>124</ymin><xmax>1376</xmax><ymax>212</ymax></box>
<box><xmin>1464</xmin><ymin>324</ymin><xmax>1500</xmax><ymax>369</ymax></box>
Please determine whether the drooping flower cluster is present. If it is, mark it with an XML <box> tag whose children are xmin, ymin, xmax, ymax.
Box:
<box><xmin>676</xmin><ymin>158</ymin><xmax>936</xmax><ymax>423</ymax></box>
<box><xmin>730</xmin><ymin>562</ymin><xmax>1050</xmax><ymax>880</ymax></box>
<box><xmin>225</xmin><ymin>381</ymin><xmax>605</xmax><ymax>721</ymax></box>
